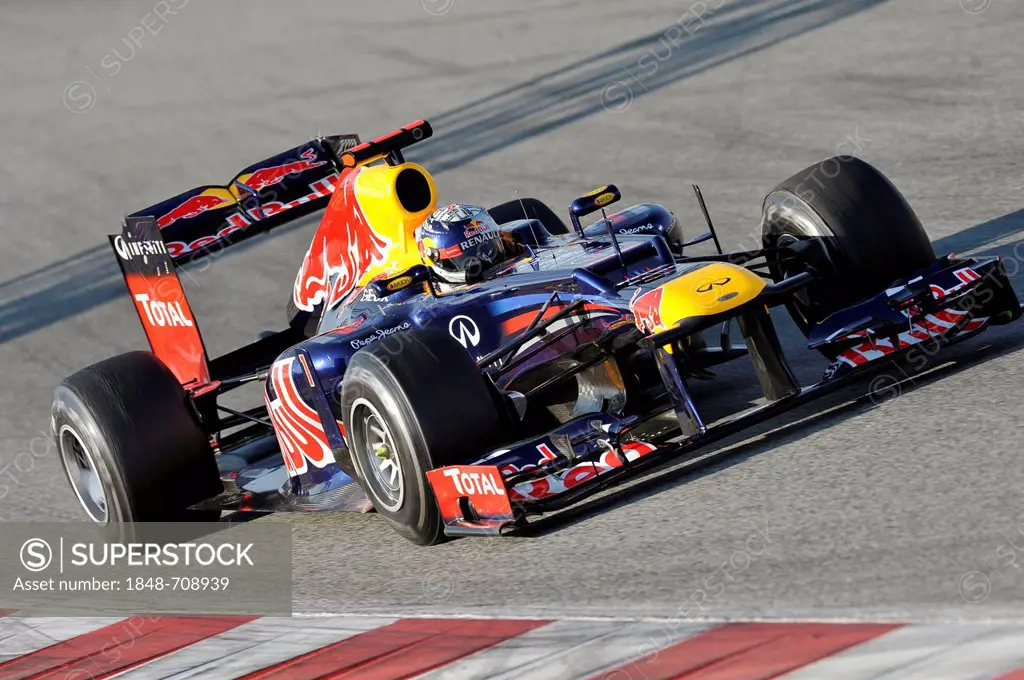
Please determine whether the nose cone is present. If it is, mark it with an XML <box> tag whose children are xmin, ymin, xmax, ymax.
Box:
<box><xmin>630</xmin><ymin>263</ymin><xmax>766</xmax><ymax>334</ymax></box>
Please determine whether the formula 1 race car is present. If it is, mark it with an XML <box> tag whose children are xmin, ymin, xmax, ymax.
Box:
<box><xmin>51</xmin><ymin>120</ymin><xmax>1023</xmax><ymax>544</ymax></box>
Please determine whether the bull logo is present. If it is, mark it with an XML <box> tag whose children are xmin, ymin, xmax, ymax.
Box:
<box><xmin>265</xmin><ymin>357</ymin><xmax>335</xmax><ymax>477</ymax></box>
<box><xmin>293</xmin><ymin>168</ymin><xmax>393</xmax><ymax>312</ymax></box>
<box><xmin>629</xmin><ymin>287</ymin><xmax>664</xmax><ymax>334</ymax></box>
<box><xmin>238</xmin><ymin>148</ymin><xmax>327</xmax><ymax>193</ymax></box>
<box><xmin>156</xmin><ymin>192</ymin><xmax>234</xmax><ymax>229</ymax></box>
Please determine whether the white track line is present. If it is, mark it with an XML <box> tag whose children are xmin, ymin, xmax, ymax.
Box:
<box><xmin>780</xmin><ymin>624</ymin><xmax>1004</xmax><ymax>679</ymax></box>
<box><xmin>876</xmin><ymin>625</ymin><xmax>1024</xmax><ymax>680</ymax></box>
<box><xmin>294</xmin><ymin>610</ymin><xmax>1024</xmax><ymax>625</ymax></box>
<box><xmin>114</xmin><ymin>615</ymin><xmax>397</xmax><ymax>680</ymax></box>
<box><xmin>417</xmin><ymin>619</ymin><xmax>709</xmax><ymax>680</ymax></box>
<box><xmin>0</xmin><ymin>616</ymin><xmax>123</xmax><ymax>662</ymax></box>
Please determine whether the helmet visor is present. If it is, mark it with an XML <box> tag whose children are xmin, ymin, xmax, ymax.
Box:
<box><xmin>433</xmin><ymin>232</ymin><xmax>506</xmax><ymax>280</ymax></box>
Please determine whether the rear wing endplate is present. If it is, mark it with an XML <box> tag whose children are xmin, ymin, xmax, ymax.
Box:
<box><xmin>111</xmin><ymin>216</ymin><xmax>211</xmax><ymax>386</ymax></box>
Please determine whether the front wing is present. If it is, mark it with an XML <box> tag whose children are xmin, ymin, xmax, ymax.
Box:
<box><xmin>427</xmin><ymin>254</ymin><xmax>1022</xmax><ymax>537</ymax></box>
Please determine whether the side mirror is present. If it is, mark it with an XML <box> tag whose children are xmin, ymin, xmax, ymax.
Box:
<box><xmin>570</xmin><ymin>184</ymin><xmax>622</xmax><ymax>222</ymax></box>
<box><xmin>368</xmin><ymin>264</ymin><xmax>432</xmax><ymax>299</ymax></box>
<box><xmin>569</xmin><ymin>185</ymin><xmax>622</xmax><ymax>236</ymax></box>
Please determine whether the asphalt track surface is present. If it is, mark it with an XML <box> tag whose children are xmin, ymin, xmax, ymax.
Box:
<box><xmin>2</xmin><ymin>0</ymin><xmax>1023</xmax><ymax>622</ymax></box>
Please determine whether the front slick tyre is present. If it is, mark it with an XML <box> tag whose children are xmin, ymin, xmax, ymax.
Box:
<box><xmin>761</xmin><ymin>155</ymin><xmax>935</xmax><ymax>333</ymax></box>
<box><xmin>340</xmin><ymin>327</ymin><xmax>509</xmax><ymax>545</ymax></box>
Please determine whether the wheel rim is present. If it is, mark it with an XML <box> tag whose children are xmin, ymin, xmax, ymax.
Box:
<box><xmin>350</xmin><ymin>398</ymin><xmax>404</xmax><ymax>511</ymax></box>
<box><xmin>775</xmin><ymin>233</ymin><xmax>816</xmax><ymax>314</ymax></box>
<box><xmin>762</xmin><ymin>192</ymin><xmax>838</xmax><ymax>328</ymax></box>
<box><xmin>58</xmin><ymin>425</ymin><xmax>108</xmax><ymax>524</ymax></box>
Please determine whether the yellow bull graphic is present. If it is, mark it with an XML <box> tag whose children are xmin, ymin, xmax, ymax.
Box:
<box><xmin>292</xmin><ymin>162</ymin><xmax>437</xmax><ymax>312</ymax></box>
<box><xmin>629</xmin><ymin>263</ymin><xmax>766</xmax><ymax>335</ymax></box>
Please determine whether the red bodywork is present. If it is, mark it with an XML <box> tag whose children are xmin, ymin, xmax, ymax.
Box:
<box><xmin>291</xmin><ymin>166</ymin><xmax>393</xmax><ymax>313</ymax></box>
<box><xmin>426</xmin><ymin>465</ymin><xmax>515</xmax><ymax>530</ymax></box>
<box><xmin>122</xmin><ymin>270</ymin><xmax>209</xmax><ymax>385</ymax></box>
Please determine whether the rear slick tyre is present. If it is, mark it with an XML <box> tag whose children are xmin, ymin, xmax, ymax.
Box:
<box><xmin>51</xmin><ymin>351</ymin><xmax>222</xmax><ymax>526</ymax></box>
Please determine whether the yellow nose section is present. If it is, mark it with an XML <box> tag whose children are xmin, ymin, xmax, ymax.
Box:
<box><xmin>630</xmin><ymin>263</ymin><xmax>766</xmax><ymax>334</ymax></box>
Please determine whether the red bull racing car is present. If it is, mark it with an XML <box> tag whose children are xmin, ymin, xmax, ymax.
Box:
<box><xmin>51</xmin><ymin>120</ymin><xmax>1023</xmax><ymax>544</ymax></box>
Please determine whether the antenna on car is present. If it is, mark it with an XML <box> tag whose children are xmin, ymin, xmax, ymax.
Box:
<box><xmin>515</xmin><ymin>189</ymin><xmax>543</xmax><ymax>255</ymax></box>
<box><xmin>602</xmin><ymin>207</ymin><xmax>628</xmax><ymax>274</ymax></box>
<box><xmin>692</xmin><ymin>184</ymin><xmax>724</xmax><ymax>255</ymax></box>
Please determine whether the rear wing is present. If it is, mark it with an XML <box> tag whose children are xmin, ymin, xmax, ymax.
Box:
<box><xmin>127</xmin><ymin>135</ymin><xmax>360</xmax><ymax>265</ymax></box>
<box><xmin>111</xmin><ymin>135</ymin><xmax>358</xmax><ymax>386</ymax></box>
<box><xmin>111</xmin><ymin>123</ymin><xmax>436</xmax><ymax>388</ymax></box>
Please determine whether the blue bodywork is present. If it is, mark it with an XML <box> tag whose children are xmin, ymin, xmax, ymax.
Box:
<box><xmin>257</xmin><ymin>205</ymin><xmax>679</xmax><ymax>508</ymax></box>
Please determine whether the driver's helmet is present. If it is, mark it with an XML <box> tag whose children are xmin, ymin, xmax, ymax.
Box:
<box><xmin>415</xmin><ymin>203</ymin><xmax>509</xmax><ymax>284</ymax></box>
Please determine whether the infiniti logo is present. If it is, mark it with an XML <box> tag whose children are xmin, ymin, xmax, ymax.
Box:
<box><xmin>696</xmin><ymin>277</ymin><xmax>731</xmax><ymax>293</ymax></box>
<box><xmin>113</xmin><ymin>235</ymin><xmax>168</xmax><ymax>265</ymax></box>
<box><xmin>448</xmin><ymin>315</ymin><xmax>480</xmax><ymax>348</ymax></box>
